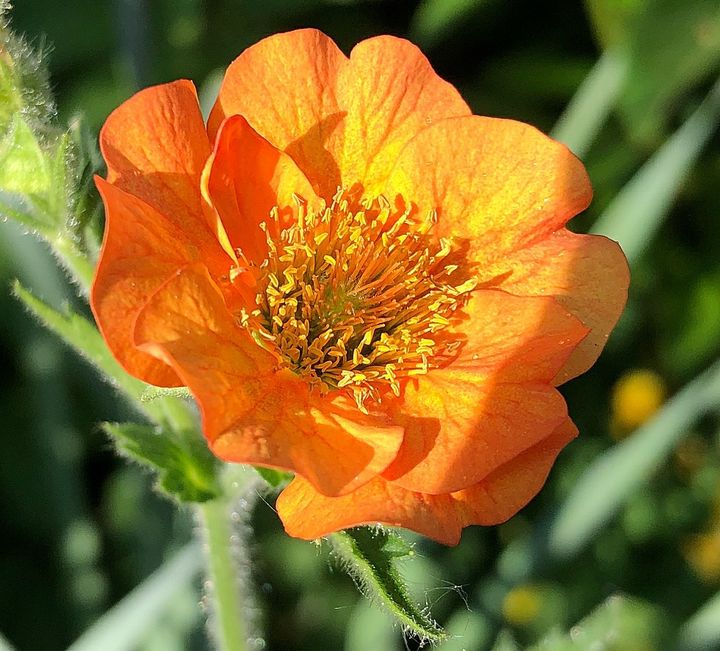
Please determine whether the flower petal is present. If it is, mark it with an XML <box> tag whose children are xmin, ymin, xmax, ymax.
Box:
<box><xmin>335</xmin><ymin>35</ymin><xmax>470</xmax><ymax>195</ymax></box>
<box><xmin>492</xmin><ymin>231</ymin><xmax>630</xmax><ymax>383</ymax></box>
<box><xmin>209</xmin><ymin>30</ymin><xmax>470</xmax><ymax>198</ymax></box>
<box><xmin>100</xmin><ymin>80</ymin><xmax>218</xmax><ymax>252</ymax></box>
<box><xmin>387</xmin><ymin>115</ymin><xmax>592</xmax><ymax>261</ymax></box>
<box><xmin>381</xmin><ymin>290</ymin><xmax>587</xmax><ymax>494</ymax></box>
<box><xmin>277</xmin><ymin>418</ymin><xmax>577</xmax><ymax>545</ymax></box>
<box><xmin>202</xmin><ymin>115</ymin><xmax>320</xmax><ymax>265</ymax></box>
<box><xmin>92</xmin><ymin>178</ymin><xmax>203</xmax><ymax>385</ymax></box>
<box><xmin>386</xmin><ymin>116</ymin><xmax>626</xmax><ymax>382</ymax></box>
<box><xmin>208</xmin><ymin>29</ymin><xmax>346</xmax><ymax>197</ymax></box>
<box><xmin>134</xmin><ymin>264</ymin><xmax>404</xmax><ymax>496</ymax></box>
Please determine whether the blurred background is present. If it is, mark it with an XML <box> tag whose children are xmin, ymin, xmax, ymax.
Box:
<box><xmin>1</xmin><ymin>0</ymin><xmax>720</xmax><ymax>649</ymax></box>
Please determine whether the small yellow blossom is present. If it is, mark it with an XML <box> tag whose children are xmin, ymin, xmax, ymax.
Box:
<box><xmin>502</xmin><ymin>585</ymin><xmax>541</xmax><ymax>626</ymax></box>
<box><xmin>611</xmin><ymin>369</ymin><xmax>667</xmax><ymax>438</ymax></box>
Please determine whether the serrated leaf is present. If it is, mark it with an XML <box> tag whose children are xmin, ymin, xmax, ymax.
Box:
<box><xmin>329</xmin><ymin>526</ymin><xmax>445</xmax><ymax>644</ymax></box>
<box><xmin>253</xmin><ymin>466</ymin><xmax>292</xmax><ymax>488</ymax></box>
<box><xmin>105</xmin><ymin>422</ymin><xmax>219</xmax><ymax>502</ymax></box>
<box><xmin>529</xmin><ymin>595</ymin><xmax>665</xmax><ymax>651</ymax></box>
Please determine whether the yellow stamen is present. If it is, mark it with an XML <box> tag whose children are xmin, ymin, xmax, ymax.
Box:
<box><xmin>246</xmin><ymin>188</ymin><xmax>474</xmax><ymax>407</ymax></box>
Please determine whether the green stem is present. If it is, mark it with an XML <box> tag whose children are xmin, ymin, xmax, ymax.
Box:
<box><xmin>196</xmin><ymin>471</ymin><xmax>257</xmax><ymax>651</ymax></box>
<box><xmin>52</xmin><ymin>234</ymin><xmax>95</xmax><ymax>293</ymax></box>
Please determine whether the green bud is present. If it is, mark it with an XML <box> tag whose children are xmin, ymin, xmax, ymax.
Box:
<box><xmin>0</xmin><ymin>4</ymin><xmax>102</xmax><ymax>286</ymax></box>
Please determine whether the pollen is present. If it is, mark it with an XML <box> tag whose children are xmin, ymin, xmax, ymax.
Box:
<box><xmin>241</xmin><ymin>189</ymin><xmax>475</xmax><ymax>410</ymax></box>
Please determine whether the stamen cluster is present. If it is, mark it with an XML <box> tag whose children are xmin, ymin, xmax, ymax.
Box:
<box><xmin>245</xmin><ymin>189</ymin><xmax>475</xmax><ymax>409</ymax></box>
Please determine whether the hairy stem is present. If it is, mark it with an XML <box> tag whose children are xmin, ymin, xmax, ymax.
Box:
<box><xmin>196</xmin><ymin>469</ymin><xmax>259</xmax><ymax>651</ymax></box>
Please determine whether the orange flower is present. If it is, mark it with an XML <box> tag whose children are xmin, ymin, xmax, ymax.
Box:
<box><xmin>92</xmin><ymin>30</ymin><xmax>629</xmax><ymax>545</ymax></box>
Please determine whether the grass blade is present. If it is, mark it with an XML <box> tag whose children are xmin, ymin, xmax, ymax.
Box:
<box><xmin>546</xmin><ymin>358</ymin><xmax>720</xmax><ymax>560</ymax></box>
<box><xmin>591</xmin><ymin>77</ymin><xmax>720</xmax><ymax>264</ymax></box>
<box><xmin>551</xmin><ymin>49</ymin><xmax>627</xmax><ymax>158</ymax></box>
<box><xmin>66</xmin><ymin>543</ymin><xmax>202</xmax><ymax>651</ymax></box>
<box><xmin>675</xmin><ymin>590</ymin><xmax>720</xmax><ymax>651</ymax></box>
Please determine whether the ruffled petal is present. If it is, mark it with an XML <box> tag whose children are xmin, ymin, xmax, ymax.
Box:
<box><xmin>277</xmin><ymin>418</ymin><xmax>577</xmax><ymax>545</ymax></box>
<box><xmin>381</xmin><ymin>290</ymin><xmax>587</xmax><ymax>494</ymax></box>
<box><xmin>134</xmin><ymin>264</ymin><xmax>404</xmax><ymax>496</ymax></box>
<box><xmin>100</xmin><ymin>80</ymin><xmax>221</xmax><ymax>259</ymax></box>
<box><xmin>202</xmin><ymin>115</ymin><xmax>320</xmax><ymax>265</ymax></box>
<box><xmin>491</xmin><ymin>231</ymin><xmax>629</xmax><ymax>383</ymax></box>
<box><xmin>91</xmin><ymin>178</ymin><xmax>204</xmax><ymax>386</ymax></box>
<box><xmin>208</xmin><ymin>29</ymin><xmax>346</xmax><ymax>197</ymax></box>
<box><xmin>209</xmin><ymin>30</ymin><xmax>470</xmax><ymax>198</ymax></box>
<box><xmin>387</xmin><ymin>115</ymin><xmax>592</xmax><ymax>261</ymax></box>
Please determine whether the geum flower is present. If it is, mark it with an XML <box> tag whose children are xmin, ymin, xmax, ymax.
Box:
<box><xmin>92</xmin><ymin>29</ymin><xmax>628</xmax><ymax>545</ymax></box>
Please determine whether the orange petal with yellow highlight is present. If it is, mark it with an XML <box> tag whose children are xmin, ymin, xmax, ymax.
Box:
<box><xmin>202</xmin><ymin>115</ymin><xmax>320</xmax><ymax>265</ymax></box>
<box><xmin>133</xmin><ymin>264</ymin><xmax>404</xmax><ymax>496</ymax></box>
<box><xmin>277</xmin><ymin>418</ymin><xmax>578</xmax><ymax>545</ymax></box>
<box><xmin>492</xmin><ymin>231</ymin><xmax>629</xmax><ymax>384</ymax></box>
<box><xmin>334</xmin><ymin>35</ymin><xmax>470</xmax><ymax>194</ymax></box>
<box><xmin>386</xmin><ymin>115</ymin><xmax>626</xmax><ymax>383</ymax></box>
<box><xmin>382</xmin><ymin>290</ymin><xmax>587</xmax><ymax>494</ymax></box>
<box><xmin>387</xmin><ymin>115</ymin><xmax>592</xmax><ymax>261</ymax></box>
<box><xmin>209</xmin><ymin>29</ymin><xmax>470</xmax><ymax>197</ymax></box>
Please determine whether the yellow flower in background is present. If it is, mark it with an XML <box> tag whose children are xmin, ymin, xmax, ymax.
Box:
<box><xmin>683</xmin><ymin>483</ymin><xmax>720</xmax><ymax>584</ymax></box>
<box><xmin>502</xmin><ymin>585</ymin><xmax>542</xmax><ymax>626</ymax></box>
<box><xmin>611</xmin><ymin>369</ymin><xmax>667</xmax><ymax>438</ymax></box>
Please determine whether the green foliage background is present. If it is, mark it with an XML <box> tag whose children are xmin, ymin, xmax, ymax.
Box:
<box><xmin>1</xmin><ymin>0</ymin><xmax>719</xmax><ymax>649</ymax></box>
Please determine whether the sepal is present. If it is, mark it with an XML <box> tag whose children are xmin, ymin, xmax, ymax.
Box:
<box><xmin>105</xmin><ymin>422</ymin><xmax>220</xmax><ymax>503</ymax></box>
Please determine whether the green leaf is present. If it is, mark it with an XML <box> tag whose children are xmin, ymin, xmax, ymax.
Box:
<box><xmin>328</xmin><ymin>526</ymin><xmax>446</xmax><ymax>644</ymax></box>
<box><xmin>0</xmin><ymin>11</ymin><xmax>54</xmax><ymax>132</ymax></box>
<box><xmin>529</xmin><ymin>595</ymin><xmax>665</xmax><ymax>650</ymax></box>
<box><xmin>591</xmin><ymin>76</ymin><xmax>720</xmax><ymax>265</ymax></box>
<box><xmin>105</xmin><ymin>422</ymin><xmax>220</xmax><ymax>503</ymax></box>
<box><xmin>545</xmin><ymin>358</ymin><xmax>720</xmax><ymax>561</ymax></box>
<box><xmin>253</xmin><ymin>466</ymin><xmax>292</xmax><ymax>488</ymax></box>
<box><xmin>0</xmin><ymin>189</ymin><xmax>50</xmax><ymax>233</ymax></box>
<box><xmin>13</xmin><ymin>281</ymin><xmax>146</xmax><ymax>396</ymax></box>
<box><xmin>586</xmin><ymin>0</ymin><xmax>720</xmax><ymax>143</ymax></box>
<box><xmin>66</xmin><ymin>543</ymin><xmax>202</xmax><ymax>651</ymax></box>
<box><xmin>0</xmin><ymin>114</ymin><xmax>50</xmax><ymax>195</ymax></box>
<box><xmin>676</xmin><ymin>589</ymin><xmax>720</xmax><ymax>651</ymax></box>
<box><xmin>12</xmin><ymin>281</ymin><xmax>184</xmax><ymax>427</ymax></box>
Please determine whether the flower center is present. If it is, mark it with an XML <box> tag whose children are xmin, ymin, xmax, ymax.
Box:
<box><xmin>243</xmin><ymin>189</ymin><xmax>475</xmax><ymax>410</ymax></box>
